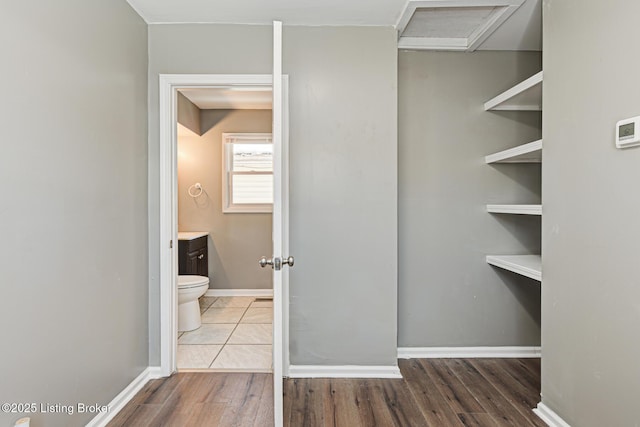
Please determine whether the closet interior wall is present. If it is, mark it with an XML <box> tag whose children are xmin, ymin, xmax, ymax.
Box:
<box><xmin>398</xmin><ymin>50</ymin><xmax>542</xmax><ymax>348</ymax></box>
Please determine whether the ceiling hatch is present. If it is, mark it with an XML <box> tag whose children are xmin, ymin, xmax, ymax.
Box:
<box><xmin>397</xmin><ymin>0</ymin><xmax>524</xmax><ymax>51</ymax></box>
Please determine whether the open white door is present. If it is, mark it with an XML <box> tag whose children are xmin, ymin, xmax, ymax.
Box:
<box><xmin>257</xmin><ymin>20</ymin><xmax>289</xmax><ymax>426</ymax></box>
<box><xmin>271</xmin><ymin>20</ymin><xmax>289</xmax><ymax>427</ymax></box>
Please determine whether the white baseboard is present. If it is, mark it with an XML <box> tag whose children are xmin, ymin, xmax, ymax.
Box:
<box><xmin>205</xmin><ymin>289</ymin><xmax>273</xmax><ymax>297</ymax></box>
<box><xmin>147</xmin><ymin>366</ymin><xmax>165</xmax><ymax>379</ymax></box>
<box><xmin>397</xmin><ymin>346</ymin><xmax>541</xmax><ymax>359</ymax></box>
<box><xmin>288</xmin><ymin>365</ymin><xmax>402</xmax><ymax>379</ymax></box>
<box><xmin>533</xmin><ymin>402</ymin><xmax>571</xmax><ymax>427</ymax></box>
<box><xmin>86</xmin><ymin>366</ymin><xmax>163</xmax><ymax>427</ymax></box>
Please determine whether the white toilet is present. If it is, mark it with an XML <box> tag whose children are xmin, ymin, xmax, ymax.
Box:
<box><xmin>178</xmin><ymin>275</ymin><xmax>210</xmax><ymax>332</ymax></box>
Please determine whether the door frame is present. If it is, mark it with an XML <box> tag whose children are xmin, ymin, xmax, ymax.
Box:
<box><xmin>157</xmin><ymin>73</ymin><xmax>290</xmax><ymax>378</ymax></box>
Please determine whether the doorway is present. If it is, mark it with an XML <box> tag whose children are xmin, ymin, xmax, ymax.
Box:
<box><xmin>158</xmin><ymin>73</ymin><xmax>290</xmax><ymax>424</ymax></box>
<box><xmin>175</xmin><ymin>89</ymin><xmax>274</xmax><ymax>371</ymax></box>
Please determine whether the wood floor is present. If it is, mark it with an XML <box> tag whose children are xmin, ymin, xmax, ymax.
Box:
<box><xmin>107</xmin><ymin>372</ymin><xmax>273</xmax><ymax>426</ymax></box>
<box><xmin>109</xmin><ymin>358</ymin><xmax>543</xmax><ymax>427</ymax></box>
<box><xmin>285</xmin><ymin>359</ymin><xmax>545</xmax><ymax>427</ymax></box>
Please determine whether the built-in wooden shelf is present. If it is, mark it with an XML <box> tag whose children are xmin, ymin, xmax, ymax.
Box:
<box><xmin>487</xmin><ymin>204</ymin><xmax>542</xmax><ymax>215</ymax></box>
<box><xmin>484</xmin><ymin>71</ymin><xmax>543</xmax><ymax>111</ymax></box>
<box><xmin>486</xmin><ymin>255</ymin><xmax>542</xmax><ymax>282</ymax></box>
<box><xmin>485</xmin><ymin>139</ymin><xmax>542</xmax><ymax>164</ymax></box>
<box><xmin>485</xmin><ymin>71</ymin><xmax>543</xmax><ymax>284</ymax></box>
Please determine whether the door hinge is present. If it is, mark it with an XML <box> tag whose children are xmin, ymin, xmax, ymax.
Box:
<box><xmin>170</xmin><ymin>239</ymin><xmax>173</xmax><ymax>249</ymax></box>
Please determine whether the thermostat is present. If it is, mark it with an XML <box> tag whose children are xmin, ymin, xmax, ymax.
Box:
<box><xmin>616</xmin><ymin>116</ymin><xmax>640</xmax><ymax>149</ymax></box>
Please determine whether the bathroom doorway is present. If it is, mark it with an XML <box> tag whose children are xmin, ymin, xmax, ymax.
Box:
<box><xmin>175</xmin><ymin>91</ymin><xmax>275</xmax><ymax>372</ymax></box>
<box><xmin>158</xmin><ymin>71</ymin><xmax>290</xmax><ymax>426</ymax></box>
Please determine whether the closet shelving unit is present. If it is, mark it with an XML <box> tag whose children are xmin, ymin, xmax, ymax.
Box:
<box><xmin>486</xmin><ymin>255</ymin><xmax>542</xmax><ymax>282</ymax></box>
<box><xmin>485</xmin><ymin>71</ymin><xmax>543</xmax><ymax>282</ymax></box>
<box><xmin>485</xmin><ymin>139</ymin><xmax>542</xmax><ymax>164</ymax></box>
<box><xmin>484</xmin><ymin>71</ymin><xmax>543</xmax><ymax>111</ymax></box>
<box><xmin>487</xmin><ymin>204</ymin><xmax>542</xmax><ymax>215</ymax></box>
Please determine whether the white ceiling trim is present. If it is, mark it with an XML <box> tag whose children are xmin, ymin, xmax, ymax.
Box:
<box><xmin>399</xmin><ymin>37</ymin><xmax>468</xmax><ymax>50</ymax></box>
<box><xmin>396</xmin><ymin>0</ymin><xmax>524</xmax><ymax>51</ymax></box>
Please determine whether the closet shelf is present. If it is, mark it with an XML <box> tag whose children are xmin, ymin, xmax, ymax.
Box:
<box><xmin>485</xmin><ymin>139</ymin><xmax>542</xmax><ymax>164</ymax></box>
<box><xmin>484</xmin><ymin>71</ymin><xmax>543</xmax><ymax>111</ymax></box>
<box><xmin>487</xmin><ymin>204</ymin><xmax>542</xmax><ymax>215</ymax></box>
<box><xmin>486</xmin><ymin>255</ymin><xmax>541</xmax><ymax>282</ymax></box>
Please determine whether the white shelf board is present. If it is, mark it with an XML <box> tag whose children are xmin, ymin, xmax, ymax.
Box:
<box><xmin>484</xmin><ymin>71</ymin><xmax>543</xmax><ymax>111</ymax></box>
<box><xmin>485</xmin><ymin>139</ymin><xmax>542</xmax><ymax>164</ymax></box>
<box><xmin>487</xmin><ymin>204</ymin><xmax>542</xmax><ymax>215</ymax></box>
<box><xmin>486</xmin><ymin>255</ymin><xmax>541</xmax><ymax>281</ymax></box>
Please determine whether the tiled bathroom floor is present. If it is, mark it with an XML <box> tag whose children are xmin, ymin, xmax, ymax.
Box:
<box><xmin>177</xmin><ymin>296</ymin><xmax>273</xmax><ymax>372</ymax></box>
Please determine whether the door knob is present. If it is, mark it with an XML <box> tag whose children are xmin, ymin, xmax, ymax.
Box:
<box><xmin>198</xmin><ymin>254</ymin><xmax>204</xmax><ymax>260</ymax></box>
<box><xmin>282</xmin><ymin>256</ymin><xmax>294</xmax><ymax>267</ymax></box>
<box><xmin>258</xmin><ymin>257</ymin><xmax>273</xmax><ymax>268</ymax></box>
<box><xmin>259</xmin><ymin>256</ymin><xmax>294</xmax><ymax>270</ymax></box>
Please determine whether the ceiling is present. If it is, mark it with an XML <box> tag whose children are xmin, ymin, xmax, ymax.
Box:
<box><xmin>179</xmin><ymin>87</ymin><xmax>272</xmax><ymax>110</ymax></box>
<box><xmin>126</xmin><ymin>0</ymin><xmax>407</xmax><ymax>26</ymax></box>
<box><xmin>126</xmin><ymin>0</ymin><xmax>540</xmax><ymax>51</ymax></box>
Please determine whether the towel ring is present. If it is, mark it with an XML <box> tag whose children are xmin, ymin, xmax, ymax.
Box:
<box><xmin>188</xmin><ymin>183</ymin><xmax>203</xmax><ymax>198</ymax></box>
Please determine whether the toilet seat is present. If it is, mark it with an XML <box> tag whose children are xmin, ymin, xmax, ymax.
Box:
<box><xmin>178</xmin><ymin>275</ymin><xmax>209</xmax><ymax>289</ymax></box>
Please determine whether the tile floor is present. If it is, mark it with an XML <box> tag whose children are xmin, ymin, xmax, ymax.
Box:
<box><xmin>177</xmin><ymin>296</ymin><xmax>273</xmax><ymax>372</ymax></box>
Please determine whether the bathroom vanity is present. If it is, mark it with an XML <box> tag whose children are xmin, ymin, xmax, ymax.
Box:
<box><xmin>178</xmin><ymin>232</ymin><xmax>209</xmax><ymax>277</ymax></box>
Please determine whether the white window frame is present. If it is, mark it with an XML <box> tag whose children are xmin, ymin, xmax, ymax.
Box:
<box><xmin>222</xmin><ymin>132</ymin><xmax>274</xmax><ymax>213</ymax></box>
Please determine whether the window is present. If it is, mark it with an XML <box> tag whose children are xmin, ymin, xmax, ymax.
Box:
<box><xmin>222</xmin><ymin>133</ymin><xmax>273</xmax><ymax>213</ymax></box>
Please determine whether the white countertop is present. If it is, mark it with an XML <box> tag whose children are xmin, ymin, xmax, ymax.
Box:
<box><xmin>178</xmin><ymin>231</ymin><xmax>209</xmax><ymax>241</ymax></box>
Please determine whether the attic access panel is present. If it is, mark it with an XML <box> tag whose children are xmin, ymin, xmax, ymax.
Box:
<box><xmin>397</xmin><ymin>0</ymin><xmax>524</xmax><ymax>51</ymax></box>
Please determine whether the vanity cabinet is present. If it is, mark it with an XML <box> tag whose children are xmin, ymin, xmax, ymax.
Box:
<box><xmin>178</xmin><ymin>236</ymin><xmax>208</xmax><ymax>277</ymax></box>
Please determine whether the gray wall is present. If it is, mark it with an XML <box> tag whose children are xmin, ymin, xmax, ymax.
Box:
<box><xmin>149</xmin><ymin>24</ymin><xmax>398</xmax><ymax>366</ymax></box>
<box><xmin>285</xmin><ymin>26</ymin><xmax>397</xmax><ymax>365</ymax></box>
<box><xmin>541</xmin><ymin>1</ymin><xmax>640</xmax><ymax>425</ymax></box>
<box><xmin>398</xmin><ymin>51</ymin><xmax>542</xmax><ymax>347</ymax></box>
<box><xmin>178</xmin><ymin>109</ymin><xmax>273</xmax><ymax>290</ymax></box>
<box><xmin>0</xmin><ymin>2</ymin><xmax>148</xmax><ymax>427</ymax></box>
<box><xmin>177</xmin><ymin>92</ymin><xmax>201</xmax><ymax>135</ymax></box>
